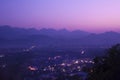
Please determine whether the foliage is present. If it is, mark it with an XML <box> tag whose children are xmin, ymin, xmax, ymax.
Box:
<box><xmin>87</xmin><ymin>44</ymin><xmax>120</xmax><ymax>80</ymax></box>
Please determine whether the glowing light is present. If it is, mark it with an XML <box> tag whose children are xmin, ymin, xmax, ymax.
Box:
<box><xmin>81</xmin><ymin>60</ymin><xmax>84</xmax><ymax>63</ymax></box>
<box><xmin>75</xmin><ymin>60</ymin><xmax>79</xmax><ymax>64</ymax></box>
<box><xmin>81</xmin><ymin>50</ymin><xmax>85</xmax><ymax>54</ymax></box>
<box><xmin>28</xmin><ymin>66</ymin><xmax>38</xmax><ymax>71</ymax></box>
<box><xmin>48</xmin><ymin>57</ymin><xmax>51</xmax><ymax>60</ymax></box>
<box><xmin>61</xmin><ymin>63</ymin><xmax>66</xmax><ymax>66</ymax></box>
<box><xmin>0</xmin><ymin>55</ymin><xmax>5</xmax><ymax>58</ymax></box>
<box><xmin>54</xmin><ymin>56</ymin><xmax>61</xmax><ymax>59</ymax></box>
<box><xmin>2</xmin><ymin>64</ymin><xmax>6</xmax><ymax>68</ymax></box>
<box><xmin>62</xmin><ymin>69</ymin><xmax>66</xmax><ymax>72</ymax></box>
<box><xmin>85</xmin><ymin>60</ymin><xmax>88</xmax><ymax>63</ymax></box>
<box><xmin>67</xmin><ymin>64</ymin><xmax>71</xmax><ymax>66</ymax></box>
<box><xmin>77</xmin><ymin>66</ymin><xmax>81</xmax><ymax>69</ymax></box>
<box><xmin>43</xmin><ymin>68</ymin><xmax>47</xmax><ymax>71</ymax></box>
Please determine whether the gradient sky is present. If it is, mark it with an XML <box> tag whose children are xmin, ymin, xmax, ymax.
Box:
<box><xmin>0</xmin><ymin>0</ymin><xmax>120</xmax><ymax>32</ymax></box>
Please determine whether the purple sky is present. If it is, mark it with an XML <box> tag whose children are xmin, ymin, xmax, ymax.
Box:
<box><xmin>0</xmin><ymin>0</ymin><xmax>120</xmax><ymax>33</ymax></box>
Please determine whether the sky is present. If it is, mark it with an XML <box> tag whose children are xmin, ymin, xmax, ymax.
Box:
<box><xmin>0</xmin><ymin>0</ymin><xmax>120</xmax><ymax>33</ymax></box>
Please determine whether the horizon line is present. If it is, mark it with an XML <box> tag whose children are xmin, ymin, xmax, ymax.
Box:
<box><xmin>0</xmin><ymin>25</ymin><xmax>120</xmax><ymax>34</ymax></box>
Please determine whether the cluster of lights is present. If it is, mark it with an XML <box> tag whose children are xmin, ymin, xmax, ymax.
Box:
<box><xmin>48</xmin><ymin>66</ymin><xmax>55</xmax><ymax>72</ymax></box>
<box><xmin>48</xmin><ymin>56</ymin><xmax>61</xmax><ymax>60</ymax></box>
<box><xmin>23</xmin><ymin>45</ymin><xmax>36</xmax><ymax>52</ymax></box>
<box><xmin>27</xmin><ymin>55</ymin><xmax>94</xmax><ymax>74</ymax></box>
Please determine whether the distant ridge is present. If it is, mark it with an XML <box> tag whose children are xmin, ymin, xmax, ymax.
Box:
<box><xmin>0</xmin><ymin>25</ymin><xmax>90</xmax><ymax>38</ymax></box>
<box><xmin>0</xmin><ymin>25</ymin><xmax>120</xmax><ymax>48</ymax></box>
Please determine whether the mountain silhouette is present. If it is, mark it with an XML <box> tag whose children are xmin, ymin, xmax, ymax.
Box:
<box><xmin>0</xmin><ymin>25</ymin><xmax>120</xmax><ymax>48</ymax></box>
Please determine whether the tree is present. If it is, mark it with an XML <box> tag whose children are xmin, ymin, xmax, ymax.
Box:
<box><xmin>87</xmin><ymin>44</ymin><xmax>120</xmax><ymax>80</ymax></box>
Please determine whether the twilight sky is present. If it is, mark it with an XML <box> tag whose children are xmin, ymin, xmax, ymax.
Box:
<box><xmin>0</xmin><ymin>0</ymin><xmax>120</xmax><ymax>33</ymax></box>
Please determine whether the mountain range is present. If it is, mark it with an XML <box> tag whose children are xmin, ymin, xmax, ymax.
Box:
<box><xmin>0</xmin><ymin>25</ymin><xmax>120</xmax><ymax>48</ymax></box>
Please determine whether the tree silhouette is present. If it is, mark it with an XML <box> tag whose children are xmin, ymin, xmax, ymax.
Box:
<box><xmin>87</xmin><ymin>44</ymin><xmax>120</xmax><ymax>80</ymax></box>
